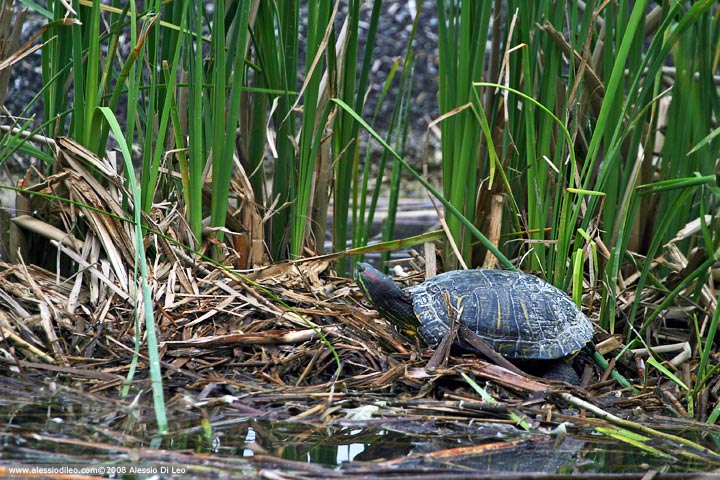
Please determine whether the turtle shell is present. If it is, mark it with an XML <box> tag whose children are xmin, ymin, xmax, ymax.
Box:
<box><xmin>407</xmin><ymin>269</ymin><xmax>593</xmax><ymax>359</ymax></box>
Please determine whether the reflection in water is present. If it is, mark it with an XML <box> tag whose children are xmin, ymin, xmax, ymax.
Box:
<box><xmin>243</xmin><ymin>427</ymin><xmax>256</xmax><ymax>458</ymax></box>
<box><xmin>335</xmin><ymin>441</ymin><xmax>367</xmax><ymax>464</ymax></box>
<box><xmin>238</xmin><ymin>420</ymin><xmax>711</xmax><ymax>473</ymax></box>
<box><xmin>0</xmin><ymin>374</ymin><xmax>712</xmax><ymax>475</ymax></box>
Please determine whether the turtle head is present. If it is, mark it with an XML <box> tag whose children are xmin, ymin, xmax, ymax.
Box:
<box><xmin>354</xmin><ymin>262</ymin><xmax>419</xmax><ymax>337</ymax></box>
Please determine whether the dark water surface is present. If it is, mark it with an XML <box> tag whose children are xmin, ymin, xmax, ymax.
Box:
<box><xmin>1</xmin><ymin>375</ymin><xmax>718</xmax><ymax>478</ymax></box>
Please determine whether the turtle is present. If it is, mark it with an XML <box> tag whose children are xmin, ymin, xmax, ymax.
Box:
<box><xmin>354</xmin><ymin>262</ymin><xmax>593</xmax><ymax>360</ymax></box>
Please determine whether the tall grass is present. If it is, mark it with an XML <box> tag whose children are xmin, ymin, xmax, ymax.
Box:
<box><xmin>435</xmin><ymin>0</ymin><xmax>492</xmax><ymax>269</ymax></box>
<box><xmin>3</xmin><ymin>0</ymin><xmax>720</xmax><ymax>423</ymax></box>
<box><xmin>431</xmin><ymin>0</ymin><xmax>719</xmax><ymax>412</ymax></box>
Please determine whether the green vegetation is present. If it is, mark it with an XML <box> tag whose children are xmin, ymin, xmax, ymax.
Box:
<box><xmin>1</xmin><ymin>0</ymin><xmax>719</xmax><ymax>430</ymax></box>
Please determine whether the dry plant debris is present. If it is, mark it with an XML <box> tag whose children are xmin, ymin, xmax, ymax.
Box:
<box><xmin>0</xmin><ymin>138</ymin><xmax>719</xmax><ymax>474</ymax></box>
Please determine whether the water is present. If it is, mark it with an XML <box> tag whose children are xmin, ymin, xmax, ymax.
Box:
<box><xmin>2</xmin><ymin>397</ymin><xmax>716</xmax><ymax>477</ymax></box>
<box><xmin>1</xmin><ymin>375</ymin><xmax>718</xmax><ymax>478</ymax></box>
